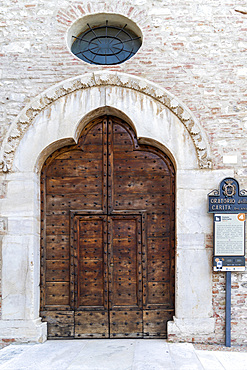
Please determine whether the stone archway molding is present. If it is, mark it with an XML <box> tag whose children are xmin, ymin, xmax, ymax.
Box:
<box><xmin>0</xmin><ymin>71</ymin><xmax>212</xmax><ymax>173</ymax></box>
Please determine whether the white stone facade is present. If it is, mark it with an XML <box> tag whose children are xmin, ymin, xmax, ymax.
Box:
<box><xmin>0</xmin><ymin>1</ymin><xmax>246</xmax><ymax>344</ymax></box>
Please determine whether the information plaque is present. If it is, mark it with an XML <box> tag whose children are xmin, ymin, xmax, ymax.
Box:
<box><xmin>214</xmin><ymin>214</ymin><xmax>245</xmax><ymax>256</ymax></box>
<box><xmin>213</xmin><ymin>213</ymin><xmax>245</xmax><ymax>271</ymax></box>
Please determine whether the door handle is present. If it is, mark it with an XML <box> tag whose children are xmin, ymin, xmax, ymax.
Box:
<box><xmin>110</xmin><ymin>262</ymin><xmax>114</xmax><ymax>267</ymax></box>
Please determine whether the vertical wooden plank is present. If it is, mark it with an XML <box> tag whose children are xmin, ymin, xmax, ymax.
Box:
<box><xmin>103</xmin><ymin>216</ymin><xmax>109</xmax><ymax>312</ymax></box>
<box><xmin>107</xmin><ymin>215</ymin><xmax>113</xmax><ymax>312</ymax></box>
<box><xmin>109</xmin><ymin>215</ymin><xmax>142</xmax><ymax>309</ymax></box>
<box><xmin>75</xmin><ymin>216</ymin><xmax>106</xmax><ymax>309</ymax></box>
<box><xmin>170</xmin><ymin>174</ymin><xmax>176</xmax><ymax>308</ymax></box>
<box><xmin>107</xmin><ymin>118</ymin><xmax>113</xmax><ymax>214</ymax></box>
<box><xmin>102</xmin><ymin>118</ymin><xmax>108</xmax><ymax>213</ymax></box>
<box><xmin>109</xmin><ymin>214</ymin><xmax>143</xmax><ymax>338</ymax></box>
<box><xmin>142</xmin><ymin>213</ymin><xmax>148</xmax><ymax>308</ymax></box>
<box><xmin>70</xmin><ymin>213</ymin><xmax>77</xmax><ymax>310</ymax></box>
<box><xmin>40</xmin><ymin>168</ymin><xmax>46</xmax><ymax>311</ymax></box>
<box><xmin>74</xmin><ymin>215</ymin><xmax>109</xmax><ymax>338</ymax></box>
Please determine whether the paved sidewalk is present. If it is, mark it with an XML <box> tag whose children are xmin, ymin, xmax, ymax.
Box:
<box><xmin>0</xmin><ymin>339</ymin><xmax>246</xmax><ymax>370</ymax></box>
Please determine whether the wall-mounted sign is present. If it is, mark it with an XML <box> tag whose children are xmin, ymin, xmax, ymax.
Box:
<box><xmin>209</xmin><ymin>178</ymin><xmax>247</xmax><ymax>347</ymax></box>
<box><xmin>208</xmin><ymin>178</ymin><xmax>247</xmax><ymax>213</ymax></box>
<box><xmin>213</xmin><ymin>213</ymin><xmax>245</xmax><ymax>272</ymax></box>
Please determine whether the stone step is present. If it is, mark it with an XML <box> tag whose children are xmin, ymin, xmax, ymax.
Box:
<box><xmin>0</xmin><ymin>339</ymin><xmax>246</xmax><ymax>370</ymax></box>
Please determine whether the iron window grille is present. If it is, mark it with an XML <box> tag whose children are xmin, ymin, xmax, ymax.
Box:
<box><xmin>71</xmin><ymin>20</ymin><xmax>142</xmax><ymax>65</ymax></box>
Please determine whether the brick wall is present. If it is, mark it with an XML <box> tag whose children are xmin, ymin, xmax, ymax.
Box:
<box><xmin>212</xmin><ymin>271</ymin><xmax>247</xmax><ymax>345</ymax></box>
<box><xmin>208</xmin><ymin>234</ymin><xmax>247</xmax><ymax>346</ymax></box>
<box><xmin>1</xmin><ymin>0</ymin><xmax>247</xmax><ymax>344</ymax></box>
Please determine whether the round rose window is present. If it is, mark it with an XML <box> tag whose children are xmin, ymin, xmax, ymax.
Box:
<box><xmin>71</xmin><ymin>20</ymin><xmax>142</xmax><ymax>65</ymax></box>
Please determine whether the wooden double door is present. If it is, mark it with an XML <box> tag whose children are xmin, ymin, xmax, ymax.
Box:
<box><xmin>40</xmin><ymin>116</ymin><xmax>175</xmax><ymax>338</ymax></box>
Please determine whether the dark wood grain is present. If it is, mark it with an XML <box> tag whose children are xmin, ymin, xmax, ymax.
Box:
<box><xmin>143</xmin><ymin>310</ymin><xmax>174</xmax><ymax>338</ymax></box>
<box><xmin>110</xmin><ymin>311</ymin><xmax>143</xmax><ymax>338</ymax></box>
<box><xmin>41</xmin><ymin>311</ymin><xmax>74</xmax><ymax>338</ymax></box>
<box><xmin>75</xmin><ymin>311</ymin><xmax>108</xmax><ymax>338</ymax></box>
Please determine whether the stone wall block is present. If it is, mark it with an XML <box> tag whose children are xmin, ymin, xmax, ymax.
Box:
<box><xmin>175</xmin><ymin>248</ymin><xmax>213</xmax><ymax>319</ymax></box>
<box><xmin>177</xmin><ymin>189</ymin><xmax>211</xmax><ymax>234</ymax></box>
<box><xmin>2</xmin><ymin>233</ymin><xmax>39</xmax><ymax>320</ymax></box>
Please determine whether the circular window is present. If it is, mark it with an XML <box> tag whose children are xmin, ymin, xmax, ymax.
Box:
<box><xmin>70</xmin><ymin>19</ymin><xmax>142</xmax><ymax>65</ymax></box>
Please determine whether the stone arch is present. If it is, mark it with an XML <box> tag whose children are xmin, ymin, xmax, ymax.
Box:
<box><xmin>0</xmin><ymin>72</ymin><xmax>215</xmax><ymax>343</ymax></box>
<box><xmin>0</xmin><ymin>71</ymin><xmax>212</xmax><ymax>173</ymax></box>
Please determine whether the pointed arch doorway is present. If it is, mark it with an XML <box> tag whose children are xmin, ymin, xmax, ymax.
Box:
<box><xmin>40</xmin><ymin>115</ymin><xmax>175</xmax><ymax>339</ymax></box>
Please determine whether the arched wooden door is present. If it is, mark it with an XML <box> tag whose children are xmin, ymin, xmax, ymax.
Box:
<box><xmin>40</xmin><ymin>116</ymin><xmax>175</xmax><ymax>338</ymax></box>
